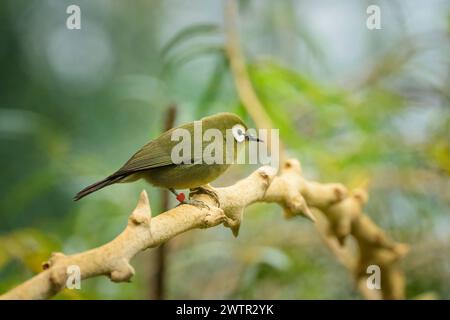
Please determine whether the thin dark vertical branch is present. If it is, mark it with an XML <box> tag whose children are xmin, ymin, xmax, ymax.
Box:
<box><xmin>149</xmin><ymin>104</ymin><xmax>177</xmax><ymax>300</ymax></box>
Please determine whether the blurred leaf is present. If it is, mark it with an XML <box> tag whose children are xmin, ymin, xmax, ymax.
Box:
<box><xmin>0</xmin><ymin>228</ymin><xmax>59</xmax><ymax>272</ymax></box>
<box><xmin>162</xmin><ymin>45</ymin><xmax>224</xmax><ymax>77</ymax></box>
<box><xmin>429</xmin><ymin>139</ymin><xmax>450</xmax><ymax>174</ymax></box>
<box><xmin>258</xmin><ymin>247</ymin><xmax>292</xmax><ymax>271</ymax></box>
<box><xmin>160</xmin><ymin>23</ymin><xmax>221</xmax><ymax>58</ymax></box>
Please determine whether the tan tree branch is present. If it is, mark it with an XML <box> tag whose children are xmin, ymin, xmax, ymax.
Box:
<box><xmin>0</xmin><ymin>157</ymin><xmax>407</xmax><ymax>299</ymax></box>
<box><xmin>223</xmin><ymin>0</ymin><xmax>408</xmax><ymax>300</ymax></box>
<box><xmin>1</xmin><ymin>163</ymin><xmax>324</xmax><ymax>300</ymax></box>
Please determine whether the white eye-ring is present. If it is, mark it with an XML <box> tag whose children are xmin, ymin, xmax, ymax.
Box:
<box><xmin>232</xmin><ymin>124</ymin><xmax>246</xmax><ymax>143</ymax></box>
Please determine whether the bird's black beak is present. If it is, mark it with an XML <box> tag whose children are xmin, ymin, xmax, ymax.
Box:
<box><xmin>245</xmin><ymin>133</ymin><xmax>263</xmax><ymax>143</ymax></box>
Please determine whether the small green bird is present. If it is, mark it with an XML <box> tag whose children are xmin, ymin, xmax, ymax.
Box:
<box><xmin>74</xmin><ymin>112</ymin><xmax>261</xmax><ymax>205</ymax></box>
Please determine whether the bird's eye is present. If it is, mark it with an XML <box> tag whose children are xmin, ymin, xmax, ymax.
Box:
<box><xmin>232</xmin><ymin>124</ymin><xmax>246</xmax><ymax>143</ymax></box>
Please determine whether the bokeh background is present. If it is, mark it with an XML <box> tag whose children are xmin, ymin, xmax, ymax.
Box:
<box><xmin>0</xmin><ymin>0</ymin><xmax>449</xmax><ymax>299</ymax></box>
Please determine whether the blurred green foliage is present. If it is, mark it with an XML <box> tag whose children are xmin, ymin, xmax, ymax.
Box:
<box><xmin>0</xmin><ymin>0</ymin><xmax>449</xmax><ymax>299</ymax></box>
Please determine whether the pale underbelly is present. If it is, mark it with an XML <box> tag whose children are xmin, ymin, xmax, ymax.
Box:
<box><xmin>127</xmin><ymin>164</ymin><xmax>231</xmax><ymax>189</ymax></box>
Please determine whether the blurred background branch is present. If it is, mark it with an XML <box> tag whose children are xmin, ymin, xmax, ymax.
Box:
<box><xmin>148</xmin><ymin>104</ymin><xmax>177</xmax><ymax>300</ymax></box>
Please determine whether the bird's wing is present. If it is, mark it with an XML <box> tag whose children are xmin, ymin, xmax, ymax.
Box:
<box><xmin>114</xmin><ymin>137</ymin><xmax>175</xmax><ymax>175</ymax></box>
<box><xmin>112</xmin><ymin>119</ymin><xmax>228</xmax><ymax>177</ymax></box>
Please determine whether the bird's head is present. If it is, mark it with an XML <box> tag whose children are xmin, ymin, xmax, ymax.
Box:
<box><xmin>202</xmin><ymin>112</ymin><xmax>262</xmax><ymax>144</ymax></box>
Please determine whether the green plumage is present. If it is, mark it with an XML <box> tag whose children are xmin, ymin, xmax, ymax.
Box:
<box><xmin>74</xmin><ymin>113</ymin><xmax>248</xmax><ymax>201</ymax></box>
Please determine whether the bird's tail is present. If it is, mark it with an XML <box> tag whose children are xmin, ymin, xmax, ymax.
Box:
<box><xmin>74</xmin><ymin>175</ymin><xmax>125</xmax><ymax>201</ymax></box>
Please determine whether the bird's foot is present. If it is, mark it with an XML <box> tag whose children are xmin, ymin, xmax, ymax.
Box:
<box><xmin>180</xmin><ymin>198</ymin><xmax>211</xmax><ymax>210</ymax></box>
<box><xmin>169</xmin><ymin>189</ymin><xmax>211</xmax><ymax>209</ymax></box>
<box><xmin>175</xmin><ymin>192</ymin><xmax>186</xmax><ymax>203</ymax></box>
<box><xmin>189</xmin><ymin>185</ymin><xmax>220</xmax><ymax>207</ymax></box>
